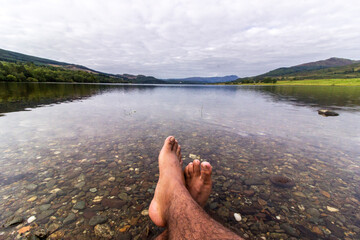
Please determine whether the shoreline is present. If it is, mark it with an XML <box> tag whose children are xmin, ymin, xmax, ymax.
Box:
<box><xmin>218</xmin><ymin>78</ymin><xmax>360</xmax><ymax>86</ymax></box>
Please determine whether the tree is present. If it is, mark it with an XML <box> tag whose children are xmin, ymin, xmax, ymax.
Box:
<box><xmin>6</xmin><ymin>74</ymin><xmax>17</xmax><ymax>82</ymax></box>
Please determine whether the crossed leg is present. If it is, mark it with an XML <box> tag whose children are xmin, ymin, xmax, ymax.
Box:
<box><xmin>149</xmin><ymin>136</ymin><xmax>242</xmax><ymax>239</ymax></box>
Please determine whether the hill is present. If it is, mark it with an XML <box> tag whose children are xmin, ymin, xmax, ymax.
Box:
<box><xmin>231</xmin><ymin>57</ymin><xmax>360</xmax><ymax>84</ymax></box>
<box><xmin>164</xmin><ymin>75</ymin><xmax>238</xmax><ymax>84</ymax></box>
<box><xmin>0</xmin><ymin>48</ymin><xmax>164</xmax><ymax>84</ymax></box>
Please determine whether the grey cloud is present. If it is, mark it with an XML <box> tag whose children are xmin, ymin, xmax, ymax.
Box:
<box><xmin>0</xmin><ymin>0</ymin><xmax>359</xmax><ymax>78</ymax></box>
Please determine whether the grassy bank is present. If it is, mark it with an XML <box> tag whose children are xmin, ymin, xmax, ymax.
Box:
<box><xmin>225</xmin><ymin>78</ymin><xmax>360</xmax><ymax>86</ymax></box>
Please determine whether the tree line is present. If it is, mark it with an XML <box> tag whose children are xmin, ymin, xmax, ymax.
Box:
<box><xmin>0</xmin><ymin>61</ymin><xmax>127</xmax><ymax>83</ymax></box>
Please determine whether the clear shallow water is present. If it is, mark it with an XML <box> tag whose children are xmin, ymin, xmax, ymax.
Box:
<box><xmin>0</xmin><ymin>82</ymin><xmax>360</xmax><ymax>239</ymax></box>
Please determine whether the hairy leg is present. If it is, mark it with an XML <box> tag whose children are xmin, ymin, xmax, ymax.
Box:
<box><xmin>166</xmin><ymin>184</ymin><xmax>240</xmax><ymax>239</ymax></box>
<box><xmin>150</xmin><ymin>136</ymin><xmax>242</xmax><ymax>240</ymax></box>
<box><xmin>155</xmin><ymin>159</ymin><xmax>213</xmax><ymax>239</ymax></box>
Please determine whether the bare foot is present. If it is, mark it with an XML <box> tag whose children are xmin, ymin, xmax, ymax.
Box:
<box><xmin>184</xmin><ymin>159</ymin><xmax>212</xmax><ymax>207</ymax></box>
<box><xmin>149</xmin><ymin>136</ymin><xmax>185</xmax><ymax>227</ymax></box>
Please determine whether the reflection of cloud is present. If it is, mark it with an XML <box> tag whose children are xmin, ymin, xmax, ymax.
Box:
<box><xmin>0</xmin><ymin>0</ymin><xmax>360</xmax><ymax>78</ymax></box>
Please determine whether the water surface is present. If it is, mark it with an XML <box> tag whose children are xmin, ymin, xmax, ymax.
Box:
<box><xmin>0</xmin><ymin>82</ymin><xmax>359</xmax><ymax>239</ymax></box>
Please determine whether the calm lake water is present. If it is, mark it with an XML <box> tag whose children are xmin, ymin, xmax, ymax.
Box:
<box><xmin>0</xmin><ymin>82</ymin><xmax>359</xmax><ymax>239</ymax></box>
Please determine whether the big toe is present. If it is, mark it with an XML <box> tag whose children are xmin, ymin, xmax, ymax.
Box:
<box><xmin>201</xmin><ymin>161</ymin><xmax>212</xmax><ymax>184</ymax></box>
<box><xmin>163</xmin><ymin>136</ymin><xmax>175</xmax><ymax>151</ymax></box>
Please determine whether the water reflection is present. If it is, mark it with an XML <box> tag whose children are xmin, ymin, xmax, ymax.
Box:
<box><xmin>0</xmin><ymin>82</ymin><xmax>160</xmax><ymax>115</ymax></box>
<box><xmin>0</xmin><ymin>83</ymin><xmax>360</xmax><ymax>239</ymax></box>
<box><xmin>1</xmin><ymin>83</ymin><xmax>360</xmax><ymax>116</ymax></box>
<box><xmin>249</xmin><ymin>85</ymin><xmax>360</xmax><ymax>111</ymax></box>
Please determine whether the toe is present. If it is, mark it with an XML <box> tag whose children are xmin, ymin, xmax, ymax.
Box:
<box><xmin>193</xmin><ymin>159</ymin><xmax>201</xmax><ymax>177</ymax></box>
<box><xmin>201</xmin><ymin>161</ymin><xmax>212</xmax><ymax>184</ymax></box>
<box><xmin>187</xmin><ymin>162</ymin><xmax>194</xmax><ymax>176</ymax></box>
<box><xmin>185</xmin><ymin>165</ymin><xmax>191</xmax><ymax>178</ymax></box>
<box><xmin>179</xmin><ymin>155</ymin><xmax>183</xmax><ymax>167</ymax></box>
<box><xmin>173</xmin><ymin>140</ymin><xmax>178</xmax><ymax>152</ymax></box>
<box><xmin>163</xmin><ymin>136</ymin><xmax>175</xmax><ymax>151</ymax></box>
<box><xmin>176</xmin><ymin>145</ymin><xmax>181</xmax><ymax>158</ymax></box>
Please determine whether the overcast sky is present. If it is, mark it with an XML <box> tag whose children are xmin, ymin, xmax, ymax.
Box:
<box><xmin>0</xmin><ymin>0</ymin><xmax>359</xmax><ymax>78</ymax></box>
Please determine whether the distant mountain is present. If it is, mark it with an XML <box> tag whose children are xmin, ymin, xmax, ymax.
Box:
<box><xmin>0</xmin><ymin>48</ymin><xmax>98</xmax><ymax>73</ymax></box>
<box><xmin>297</xmin><ymin>57</ymin><xmax>357</xmax><ymax>68</ymax></box>
<box><xmin>231</xmin><ymin>57</ymin><xmax>360</xmax><ymax>83</ymax></box>
<box><xmin>0</xmin><ymin>48</ymin><xmax>164</xmax><ymax>84</ymax></box>
<box><xmin>260</xmin><ymin>57</ymin><xmax>359</xmax><ymax>78</ymax></box>
<box><xmin>164</xmin><ymin>75</ymin><xmax>238</xmax><ymax>84</ymax></box>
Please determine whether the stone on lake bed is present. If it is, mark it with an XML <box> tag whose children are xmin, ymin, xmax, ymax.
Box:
<box><xmin>108</xmin><ymin>177</ymin><xmax>115</xmax><ymax>182</ymax></box>
<box><xmin>50</xmin><ymin>188</ymin><xmax>64</xmax><ymax>195</ymax></box>
<box><xmin>3</xmin><ymin>215</ymin><xmax>23</xmax><ymax>228</ymax></box>
<box><xmin>118</xmin><ymin>192</ymin><xmax>128</xmax><ymax>200</ymax></box>
<box><xmin>312</xmin><ymin>226</ymin><xmax>324</xmax><ymax>236</ymax></box>
<box><xmin>318</xmin><ymin>109</ymin><xmax>339</xmax><ymax>116</ymax></box>
<box><xmin>33</xmin><ymin>227</ymin><xmax>48</xmax><ymax>238</ymax></box>
<box><xmin>141</xmin><ymin>209</ymin><xmax>149</xmax><ymax>216</ymax></box>
<box><xmin>25</xmin><ymin>183</ymin><xmax>38</xmax><ymax>191</ymax></box>
<box><xmin>280</xmin><ymin>223</ymin><xmax>299</xmax><ymax>237</ymax></box>
<box><xmin>119</xmin><ymin>225</ymin><xmax>131</xmax><ymax>232</ymax></box>
<box><xmin>73</xmin><ymin>201</ymin><xmax>86</xmax><ymax>210</ymax></box>
<box><xmin>27</xmin><ymin>196</ymin><xmax>38</xmax><ymax>202</ymax></box>
<box><xmin>27</xmin><ymin>216</ymin><xmax>36</xmax><ymax>224</ymax></box>
<box><xmin>94</xmin><ymin>224</ymin><xmax>114</xmax><ymax>239</ymax></box>
<box><xmin>18</xmin><ymin>226</ymin><xmax>31</xmax><ymax>234</ymax></box>
<box><xmin>320</xmin><ymin>190</ymin><xmax>331</xmax><ymax>198</ymax></box>
<box><xmin>269</xmin><ymin>175</ymin><xmax>295</xmax><ymax>188</ymax></box>
<box><xmin>244</xmin><ymin>178</ymin><xmax>264</xmax><ymax>185</ymax></box>
<box><xmin>75</xmin><ymin>182</ymin><xmax>85</xmax><ymax>188</ymax></box>
<box><xmin>39</xmin><ymin>204</ymin><xmax>51</xmax><ymax>211</ymax></box>
<box><xmin>298</xmin><ymin>204</ymin><xmax>305</xmax><ymax>211</ymax></box>
<box><xmin>209</xmin><ymin>202</ymin><xmax>218</xmax><ymax>210</ymax></box>
<box><xmin>327</xmin><ymin>206</ymin><xmax>339</xmax><ymax>212</ymax></box>
<box><xmin>243</xmin><ymin>190</ymin><xmax>255</xmax><ymax>197</ymax></box>
<box><xmin>293</xmin><ymin>191</ymin><xmax>307</xmax><ymax>198</ymax></box>
<box><xmin>101</xmin><ymin>198</ymin><xmax>126</xmax><ymax>209</ymax></box>
<box><xmin>63</xmin><ymin>213</ymin><xmax>76</xmax><ymax>224</ymax></box>
<box><xmin>217</xmin><ymin>206</ymin><xmax>229</xmax><ymax>217</ymax></box>
<box><xmin>89</xmin><ymin>215</ymin><xmax>108</xmax><ymax>226</ymax></box>
<box><xmin>90</xmin><ymin>188</ymin><xmax>97</xmax><ymax>193</ymax></box>
<box><xmin>189</xmin><ymin>154</ymin><xmax>200</xmax><ymax>159</ymax></box>
<box><xmin>93</xmin><ymin>196</ymin><xmax>103</xmax><ymax>203</ymax></box>
<box><xmin>258</xmin><ymin>198</ymin><xmax>267</xmax><ymax>206</ymax></box>
<box><xmin>37</xmin><ymin>210</ymin><xmax>55</xmax><ymax>220</ymax></box>
<box><xmin>307</xmin><ymin>208</ymin><xmax>320</xmax><ymax>218</ymax></box>
<box><xmin>83</xmin><ymin>209</ymin><xmax>96</xmax><ymax>219</ymax></box>
<box><xmin>234</xmin><ymin>213</ymin><xmax>242</xmax><ymax>221</ymax></box>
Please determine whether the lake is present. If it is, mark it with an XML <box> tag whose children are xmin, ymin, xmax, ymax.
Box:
<box><xmin>0</xmin><ymin>82</ymin><xmax>359</xmax><ymax>239</ymax></box>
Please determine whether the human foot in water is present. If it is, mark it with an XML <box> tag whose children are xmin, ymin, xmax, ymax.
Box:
<box><xmin>185</xmin><ymin>159</ymin><xmax>212</xmax><ymax>207</ymax></box>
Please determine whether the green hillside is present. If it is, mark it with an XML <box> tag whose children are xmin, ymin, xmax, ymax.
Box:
<box><xmin>0</xmin><ymin>48</ymin><xmax>165</xmax><ymax>84</ymax></box>
<box><xmin>0</xmin><ymin>61</ymin><xmax>129</xmax><ymax>83</ymax></box>
<box><xmin>231</xmin><ymin>57</ymin><xmax>360</xmax><ymax>84</ymax></box>
<box><xmin>0</xmin><ymin>48</ymin><xmax>69</xmax><ymax>66</ymax></box>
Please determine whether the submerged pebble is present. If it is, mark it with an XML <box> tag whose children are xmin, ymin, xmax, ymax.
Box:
<box><xmin>27</xmin><ymin>216</ymin><xmax>36</xmax><ymax>224</ymax></box>
<box><xmin>234</xmin><ymin>213</ymin><xmax>242</xmax><ymax>222</ymax></box>
<box><xmin>327</xmin><ymin>206</ymin><xmax>339</xmax><ymax>212</ymax></box>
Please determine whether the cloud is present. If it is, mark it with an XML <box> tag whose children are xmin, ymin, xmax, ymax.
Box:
<box><xmin>0</xmin><ymin>0</ymin><xmax>359</xmax><ymax>78</ymax></box>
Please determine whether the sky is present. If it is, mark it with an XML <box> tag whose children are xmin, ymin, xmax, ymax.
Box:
<box><xmin>0</xmin><ymin>0</ymin><xmax>360</xmax><ymax>78</ymax></box>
